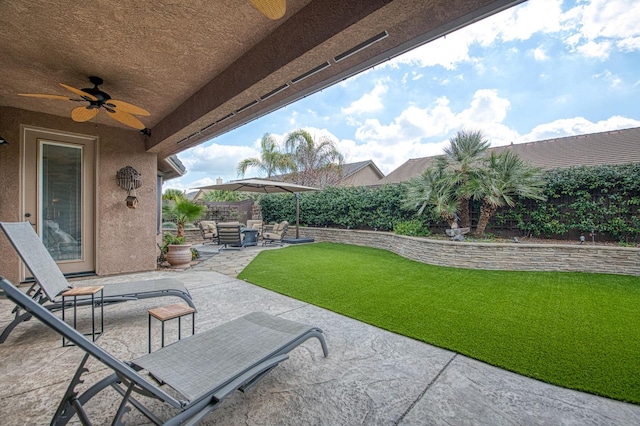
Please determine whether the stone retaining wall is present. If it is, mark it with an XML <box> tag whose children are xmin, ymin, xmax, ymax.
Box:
<box><xmin>161</xmin><ymin>228</ymin><xmax>208</xmax><ymax>245</ymax></box>
<box><xmin>300</xmin><ymin>227</ymin><xmax>640</xmax><ymax>276</ymax></box>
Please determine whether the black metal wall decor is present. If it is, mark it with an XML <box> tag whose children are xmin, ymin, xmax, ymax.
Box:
<box><xmin>116</xmin><ymin>166</ymin><xmax>142</xmax><ymax>209</ymax></box>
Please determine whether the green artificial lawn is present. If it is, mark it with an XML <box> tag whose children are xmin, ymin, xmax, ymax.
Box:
<box><xmin>238</xmin><ymin>242</ymin><xmax>640</xmax><ymax>404</ymax></box>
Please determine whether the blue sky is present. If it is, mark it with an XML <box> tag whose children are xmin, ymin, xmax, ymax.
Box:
<box><xmin>168</xmin><ymin>0</ymin><xmax>640</xmax><ymax>191</ymax></box>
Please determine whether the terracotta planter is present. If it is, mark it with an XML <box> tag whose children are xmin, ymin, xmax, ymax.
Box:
<box><xmin>166</xmin><ymin>244</ymin><xmax>192</xmax><ymax>268</ymax></box>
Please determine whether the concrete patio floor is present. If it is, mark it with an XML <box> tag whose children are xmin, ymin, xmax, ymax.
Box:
<box><xmin>1</xmin><ymin>243</ymin><xmax>639</xmax><ymax>425</ymax></box>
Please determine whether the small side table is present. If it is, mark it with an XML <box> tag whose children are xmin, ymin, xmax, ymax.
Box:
<box><xmin>61</xmin><ymin>285</ymin><xmax>104</xmax><ymax>347</ymax></box>
<box><xmin>148</xmin><ymin>303</ymin><xmax>196</xmax><ymax>353</ymax></box>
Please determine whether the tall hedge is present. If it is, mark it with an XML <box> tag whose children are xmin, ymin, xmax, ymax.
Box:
<box><xmin>260</xmin><ymin>164</ymin><xmax>640</xmax><ymax>243</ymax></box>
<box><xmin>259</xmin><ymin>184</ymin><xmax>426</xmax><ymax>231</ymax></box>
<box><xmin>493</xmin><ymin>164</ymin><xmax>640</xmax><ymax>242</ymax></box>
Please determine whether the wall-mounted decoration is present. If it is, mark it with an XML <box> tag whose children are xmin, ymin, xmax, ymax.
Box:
<box><xmin>116</xmin><ymin>166</ymin><xmax>142</xmax><ymax>209</ymax></box>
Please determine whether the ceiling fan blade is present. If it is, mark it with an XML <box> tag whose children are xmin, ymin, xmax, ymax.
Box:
<box><xmin>250</xmin><ymin>0</ymin><xmax>286</xmax><ymax>19</ymax></box>
<box><xmin>18</xmin><ymin>93</ymin><xmax>72</xmax><ymax>100</ymax></box>
<box><xmin>60</xmin><ymin>84</ymin><xmax>98</xmax><ymax>101</ymax></box>
<box><xmin>71</xmin><ymin>106</ymin><xmax>99</xmax><ymax>122</ymax></box>
<box><xmin>107</xmin><ymin>99</ymin><xmax>150</xmax><ymax>116</ymax></box>
<box><xmin>106</xmin><ymin>109</ymin><xmax>146</xmax><ymax>130</ymax></box>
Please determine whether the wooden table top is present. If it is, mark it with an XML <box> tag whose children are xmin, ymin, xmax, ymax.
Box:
<box><xmin>61</xmin><ymin>285</ymin><xmax>104</xmax><ymax>297</ymax></box>
<box><xmin>148</xmin><ymin>303</ymin><xmax>196</xmax><ymax>321</ymax></box>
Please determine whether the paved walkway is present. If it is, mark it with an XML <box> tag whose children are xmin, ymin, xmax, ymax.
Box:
<box><xmin>190</xmin><ymin>241</ymin><xmax>283</xmax><ymax>277</ymax></box>
<box><xmin>1</xmin><ymin>243</ymin><xmax>639</xmax><ymax>424</ymax></box>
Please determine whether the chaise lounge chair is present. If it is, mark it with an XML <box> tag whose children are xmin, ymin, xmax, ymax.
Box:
<box><xmin>0</xmin><ymin>221</ymin><xmax>195</xmax><ymax>343</ymax></box>
<box><xmin>0</xmin><ymin>276</ymin><xmax>328</xmax><ymax>425</ymax></box>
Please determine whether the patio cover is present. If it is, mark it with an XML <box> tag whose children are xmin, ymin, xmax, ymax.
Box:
<box><xmin>196</xmin><ymin>178</ymin><xmax>318</xmax><ymax>240</ymax></box>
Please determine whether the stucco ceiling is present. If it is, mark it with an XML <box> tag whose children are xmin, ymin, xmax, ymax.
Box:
<box><xmin>0</xmin><ymin>0</ymin><xmax>524</xmax><ymax>166</ymax></box>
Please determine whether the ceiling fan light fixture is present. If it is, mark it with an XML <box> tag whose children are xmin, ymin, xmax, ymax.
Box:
<box><xmin>250</xmin><ymin>0</ymin><xmax>286</xmax><ymax>20</ymax></box>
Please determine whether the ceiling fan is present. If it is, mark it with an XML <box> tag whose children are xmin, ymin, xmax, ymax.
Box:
<box><xmin>19</xmin><ymin>76</ymin><xmax>150</xmax><ymax>130</ymax></box>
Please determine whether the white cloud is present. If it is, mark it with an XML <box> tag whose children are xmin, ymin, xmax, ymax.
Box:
<box><xmin>573</xmin><ymin>0</ymin><xmax>640</xmax><ymax>41</ymax></box>
<box><xmin>387</xmin><ymin>31</ymin><xmax>474</xmax><ymax>70</ymax></box>
<box><xmin>288</xmin><ymin>110</ymin><xmax>298</xmax><ymax>126</ymax></box>
<box><xmin>341</xmin><ymin>81</ymin><xmax>388</xmax><ymax>115</ymax></box>
<box><xmin>475</xmin><ymin>0</ymin><xmax>564</xmax><ymax>44</ymax></box>
<box><xmin>593</xmin><ymin>70</ymin><xmax>622</xmax><ymax>87</ymax></box>
<box><xmin>354</xmin><ymin>89</ymin><xmax>512</xmax><ymax>147</ymax></box>
<box><xmin>533</xmin><ymin>46</ymin><xmax>548</xmax><ymax>61</ymax></box>
<box><xmin>563</xmin><ymin>0</ymin><xmax>640</xmax><ymax>58</ymax></box>
<box><xmin>520</xmin><ymin>115</ymin><xmax>640</xmax><ymax>142</ymax></box>
<box><xmin>575</xmin><ymin>40</ymin><xmax>612</xmax><ymax>59</ymax></box>
<box><xmin>342</xmin><ymin>89</ymin><xmax>521</xmax><ymax>173</ymax></box>
<box><xmin>177</xmin><ymin>143</ymin><xmax>258</xmax><ymax>182</ymax></box>
<box><xmin>345</xmin><ymin>116</ymin><xmax>361</xmax><ymax>127</ymax></box>
<box><xmin>460</xmin><ymin>89</ymin><xmax>511</xmax><ymax>124</ymax></box>
<box><xmin>618</xmin><ymin>36</ymin><xmax>640</xmax><ymax>51</ymax></box>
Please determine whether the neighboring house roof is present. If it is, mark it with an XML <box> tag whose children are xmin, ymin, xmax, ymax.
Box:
<box><xmin>184</xmin><ymin>190</ymin><xmax>199</xmax><ymax>200</ymax></box>
<box><xmin>377</xmin><ymin>157</ymin><xmax>436</xmax><ymax>185</ymax></box>
<box><xmin>339</xmin><ymin>160</ymin><xmax>385</xmax><ymax>187</ymax></box>
<box><xmin>342</xmin><ymin>160</ymin><xmax>384</xmax><ymax>179</ymax></box>
<box><xmin>377</xmin><ymin>126</ymin><xmax>640</xmax><ymax>185</ymax></box>
<box><xmin>270</xmin><ymin>160</ymin><xmax>385</xmax><ymax>187</ymax></box>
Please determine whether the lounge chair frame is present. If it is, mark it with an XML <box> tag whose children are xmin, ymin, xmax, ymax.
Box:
<box><xmin>0</xmin><ymin>221</ymin><xmax>195</xmax><ymax>343</ymax></box>
<box><xmin>216</xmin><ymin>222</ymin><xmax>244</xmax><ymax>250</ymax></box>
<box><xmin>0</xmin><ymin>276</ymin><xmax>328</xmax><ymax>425</ymax></box>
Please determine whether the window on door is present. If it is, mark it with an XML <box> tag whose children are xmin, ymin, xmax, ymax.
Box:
<box><xmin>40</xmin><ymin>142</ymin><xmax>83</xmax><ymax>261</ymax></box>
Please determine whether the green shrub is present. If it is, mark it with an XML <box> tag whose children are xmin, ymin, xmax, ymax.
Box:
<box><xmin>162</xmin><ymin>222</ymin><xmax>177</xmax><ymax>229</ymax></box>
<box><xmin>161</xmin><ymin>232</ymin><xmax>186</xmax><ymax>254</ymax></box>
<box><xmin>393</xmin><ymin>220</ymin><xmax>431</xmax><ymax>237</ymax></box>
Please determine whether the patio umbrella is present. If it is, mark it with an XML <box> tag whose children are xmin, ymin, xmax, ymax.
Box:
<box><xmin>194</xmin><ymin>178</ymin><xmax>318</xmax><ymax>240</ymax></box>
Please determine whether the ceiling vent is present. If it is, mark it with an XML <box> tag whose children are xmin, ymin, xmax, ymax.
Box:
<box><xmin>291</xmin><ymin>62</ymin><xmax>331</xmax><ymax>84</ymax></box>
<box><xmin>216</xmin><ymin>112</ymin><xmax>235</xmax><ymax>123</ymax></box>
<box><xmin>236</xmin><ymin>100</ymin><xmax>259</xmax><ymax>114</ymax></box>
<box><xmin>260</xmin><ymin>84</ymin><xmax>289</xmax><ymax>101</ymax></box>
<box><xmin>334</xmin><ymin>31</ymin><xmax>389</xmax><ymax>62</ymax></box>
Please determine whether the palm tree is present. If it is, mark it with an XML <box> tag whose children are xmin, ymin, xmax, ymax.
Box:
<box><xmin>284</xmin><ymin>129</ymin><xmax>344</xmax><ymax>187</ymax></box>
<box><xmin>403</xmin><ymin>163</ymin><xmax>458</xmax><ymax>227</ymax></box>
<box><xmin>237</xmin><ymin>133</ymin><xmax>293</xmax><ymax>178</ymax></box>
<box><xmin>163</xmin><ymin>199</ymin><xmax>206</xmax><ymax>238</ymax></box>
<box><xmin>162</xmin><ymin>188</ymin><xmax>185</xmax><ymax>202</ymax></box>
<box><xmin>200</xmin><ymin>190</ymin><xmax>248</xmax><ymax>202</ymax></box>
<box><xmin>471</xmin><ymin>150</ymin><xmax>547</xmax><ymax>236</ymax></box>
<box><xmin>440</xmin><ymin>129</ymin><xmax>490</xmax><ymax>228</ymax></box>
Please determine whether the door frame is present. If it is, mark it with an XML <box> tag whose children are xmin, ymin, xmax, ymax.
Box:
<box><xmin>20</xmin><ymin>125</ymin><xmax>99</xmax><ymax>280</ymax></box>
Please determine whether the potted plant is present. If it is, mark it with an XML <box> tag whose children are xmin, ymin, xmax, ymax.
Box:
<box><xmin>162</xmin><ymin>199</ymin><xmax>206</xmax><ymax>268</ymax></box>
